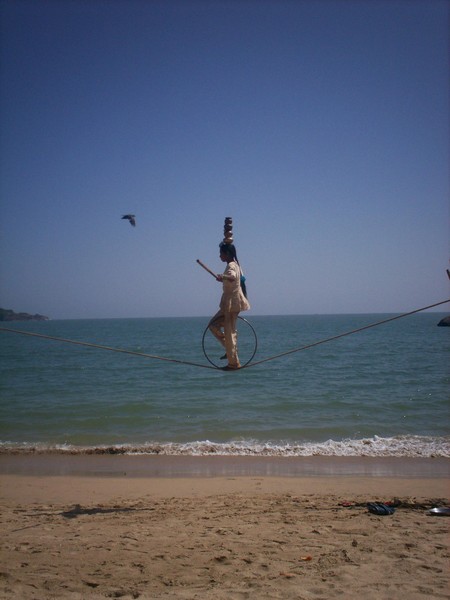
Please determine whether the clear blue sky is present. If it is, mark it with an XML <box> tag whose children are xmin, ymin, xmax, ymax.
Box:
<box><xmin>1</xmin><ymin>0</ymin><xmax>448</xmax><ymax>319</ymax></box>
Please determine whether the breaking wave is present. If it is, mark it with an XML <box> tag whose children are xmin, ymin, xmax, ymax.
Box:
<box><xmin>1</xmin><ymin>435</ymin><xmax>449</xmax><ymax>457</ymax></box>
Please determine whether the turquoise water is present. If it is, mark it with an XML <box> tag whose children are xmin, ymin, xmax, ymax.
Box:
<box><xmin>0</xmin><ymin>313</ymin><xmax>449</xmax><ymax>456</ymax></box>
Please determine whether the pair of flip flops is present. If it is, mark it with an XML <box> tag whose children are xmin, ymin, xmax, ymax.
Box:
<box><xmin>367</xmin><ymin>502</ymin><xmax>396</xmax><ymax>515</ymax></box>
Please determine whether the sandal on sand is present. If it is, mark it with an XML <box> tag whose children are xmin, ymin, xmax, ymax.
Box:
<box><xmin>428</xmin><ymin>507</ymin><xmax>450</xmax><ymax>516</ymax></box>
<box><xmin>367</xmin><ymin>503</ymin><xmax>396</xmax><ymax>515</ymax></box>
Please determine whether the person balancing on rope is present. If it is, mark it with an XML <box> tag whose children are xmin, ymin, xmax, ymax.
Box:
<box><xmin>198</xmin><ymin>218</ymin><xmax>250</xmax><ymax>370</ymax></box>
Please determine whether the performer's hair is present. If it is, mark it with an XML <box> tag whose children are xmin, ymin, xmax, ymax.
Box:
<box><xmin>219</xmin><ymin>242</ymin><xmax>238</xmax><ymax>262</ymax></box>
<box><xmin>219</xmin><ymin>242</ymin><xmax>248</xmax><ymax>299</ymax></box>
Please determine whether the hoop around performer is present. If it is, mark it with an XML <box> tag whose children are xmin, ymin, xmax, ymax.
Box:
<box><xmin>202</xmin><ymin>316</ymin><xmax>258</xmax><ymax>369</ymax></box>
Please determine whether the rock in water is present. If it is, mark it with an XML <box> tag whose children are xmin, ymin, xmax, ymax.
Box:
<box><xmin>437</xmin><ymin>316</ymin><xmax>450</xmax><ymax>327</ymax></box>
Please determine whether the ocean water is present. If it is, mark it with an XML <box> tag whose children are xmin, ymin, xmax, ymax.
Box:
<box><xmin>0</xmin><ymin>313</ymin><xmax>449</xmax><ymax>457</ymax></box>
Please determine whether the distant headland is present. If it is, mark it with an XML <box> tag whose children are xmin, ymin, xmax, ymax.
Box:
<box><xmin>0</xmin><ymin>308</ymin><xmax>49</xmax><ymax>322</ymax></box>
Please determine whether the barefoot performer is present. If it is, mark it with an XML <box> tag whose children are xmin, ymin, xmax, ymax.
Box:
<box><xmin>197</xmin><ymin>218</ymin><xmax>250</xmax><ymax>370</ymax></box>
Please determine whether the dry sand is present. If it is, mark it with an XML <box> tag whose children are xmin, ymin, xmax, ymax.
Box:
<box><xmin>0</xmin><ymin>456</ymin><xmax>449</xmax><ymax>599</ymax></box>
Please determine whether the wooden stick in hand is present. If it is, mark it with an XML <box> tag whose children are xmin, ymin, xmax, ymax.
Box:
<box><xmin>196</xmin><ymin>259</ymin><xmax>218</xmax><ymax>279</ymax></box>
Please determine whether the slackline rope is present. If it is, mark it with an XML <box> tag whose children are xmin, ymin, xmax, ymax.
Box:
<box><xmin>0</xmin><ymin>327</ymin><xmax>217</xmax><ymax>370</ymax></box>
<box><xmin>241</xmin><ymin>298</ymin><xmax>450</xmax><ymax>369</ymax></box>
<box><xmin>0</xmin><ymin>298</ymin><xmax>448</xmax><ymax>371</ymax></box>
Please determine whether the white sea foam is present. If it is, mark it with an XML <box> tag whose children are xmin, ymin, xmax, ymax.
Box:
<box><xmin>1</xmin><ymin>435</ymin><xmax>449</xmax><ymax>457</ymax></box>
<box><xmin>131</xmin><ymin>436</ymin><xmax>450</xmax><ymax>457</ymax></box>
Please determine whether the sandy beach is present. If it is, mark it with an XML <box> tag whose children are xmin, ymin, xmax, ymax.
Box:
<box><xmin>1</xmin><ymin>456</ymin><xmax>449</xmax><ymax>599</ymax></box>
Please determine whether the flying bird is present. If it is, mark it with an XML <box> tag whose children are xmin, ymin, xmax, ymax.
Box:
<box><xmin>122</xmin><ymin>214</ymin><xmax>136</xmax><ymax>227</ymax></box>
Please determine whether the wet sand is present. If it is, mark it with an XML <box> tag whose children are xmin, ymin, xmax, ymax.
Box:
<box><xmin>1</xmin><ymin>453</ymin><xmax>449</xmax><ymax>479</ymax></box>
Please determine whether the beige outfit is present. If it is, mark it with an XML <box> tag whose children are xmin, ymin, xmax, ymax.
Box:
<box><xmin>208</xmin><ymin>261</ymin><xmax>250</xmax><ymax>368</ymax></box>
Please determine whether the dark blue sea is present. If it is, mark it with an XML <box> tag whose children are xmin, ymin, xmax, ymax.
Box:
<box><xmin>0</xmin><ymin>313</ymin><xmax>449</xmax><ymax>457</ymax></box>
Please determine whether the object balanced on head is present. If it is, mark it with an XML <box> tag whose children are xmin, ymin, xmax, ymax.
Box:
<box><xmin>223</xmin><ymin>216</ymin><xmax>233</xmax><ymax>244</ymax></box>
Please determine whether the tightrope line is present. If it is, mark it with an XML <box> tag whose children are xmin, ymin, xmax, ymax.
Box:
<box><xmin>0</xmin><ymin>327</ymin><xmax>217</xmax><ymax>370</ymax></box>
<box><xmin>242</xmin><ymin>298</ymin><xmax>450</xmax><ymax>368</ymax></box>
<box><xmin>0</xmin><ymin>298</ymin><xmax>448</xmax><ymax>371</ymax></box>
